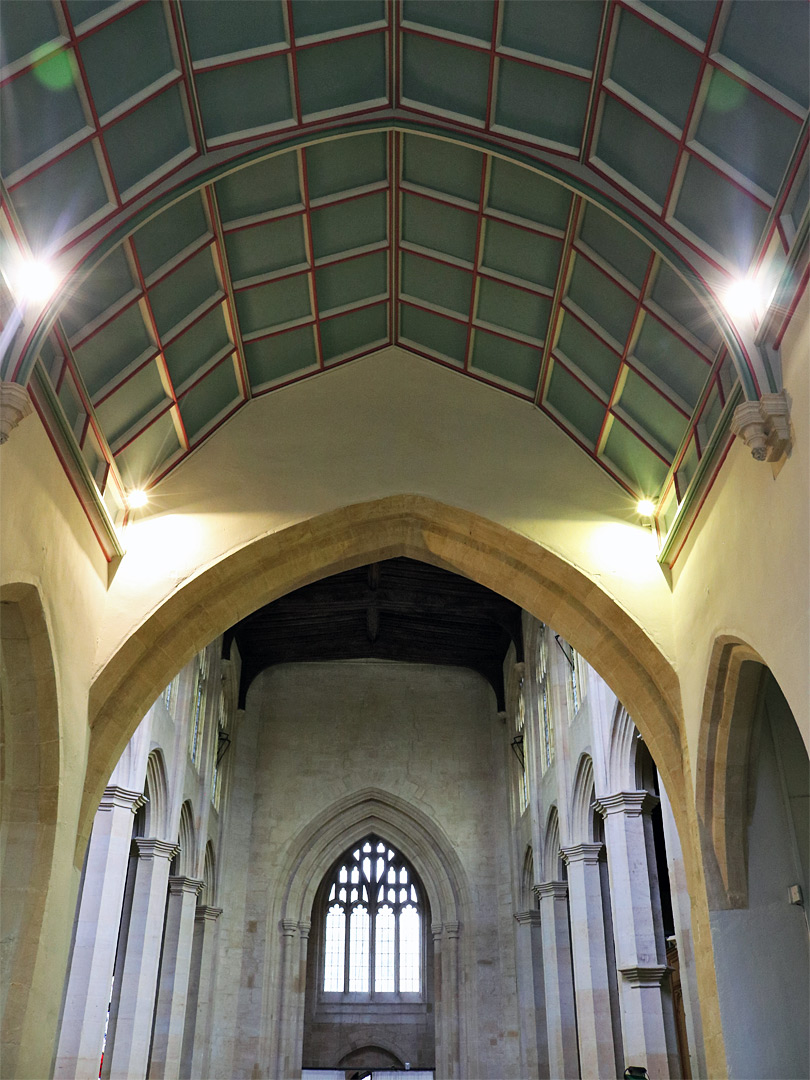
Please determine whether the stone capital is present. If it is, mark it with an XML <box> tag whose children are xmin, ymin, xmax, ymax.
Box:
<box><xmin>444</xmin><ymin>920</ymin><xmax>460</xmax><ymax>939</ymax></box>
<box><xmin>731</xmin><ymin>389</ymin><xmax>792</xmax><ymax>462</ymax></box>
<box><xmin>168</xmin><ymin>875</ymin><xmax>204</xmax><ymax>897</ymax></box>
<box><xmin>595</xmin><ymin>791</ymin><xmax>658</xmax><ymax>818</ymax></box>
<box><xmin>135</xmin><ymin>837</ymin><xmax>179</xmax><ymax>861</ymax></box>
<box><xmin>195</xmin><ymin>905</ymin><xmax>223</xmax><ymax>923</ymax></box>
<box><xmin>619</xmin><ymin>964</ymin><xmax>670</xmax><ymax>987</ymax></box>
<box><xmin>561</xmin><ymin>842</ymin><xmax>604</xmax><ymax>865</ymax></box>
<box><xmin>298</xmin><ymin>919</ymin><xmax>311</xmax><ymax>940</ymax></box>
<box><xmin>431</xmin><ymin>921</ymin><xmax>444</xmax><ymax>941</ymax></box>
<box><xmin>0</xmin><ymin>382</ymin><xmax>33</xmax><ymax>445</ymax></box>
<box><xmin>534</xmin><ymin>880</ymin><xmax>568</xmax><ymax>901</ymax></box>
<box><xmin>514</xmin><ymin>909</ymin><xmax>542</xmax><ymax>927</ymax></box>
<box><xmin>281</xmin><ymin>918</ymin><xmax>299</xmax><ymax>938</ymax></box>
<box><xmin>98</xmin><ymin>785</ymin><xmax>147</xmax><ymax>814</ymax></box>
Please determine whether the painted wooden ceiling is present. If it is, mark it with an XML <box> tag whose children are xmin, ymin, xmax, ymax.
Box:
<box><xmin>1</xmin><ymin>1</ymin><xmax>807</xmax><ymax>512</ymax></box>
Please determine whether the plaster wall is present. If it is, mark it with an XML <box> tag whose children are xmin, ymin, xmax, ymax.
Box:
<box><xmin>210</xmin><ymin>660</ymin><xmax>522</xmax><ymax>1080</ymax></box>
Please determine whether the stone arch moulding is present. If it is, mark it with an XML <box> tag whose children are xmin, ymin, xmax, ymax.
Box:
<box><xmin>85</xmin><ymin>496</ymin><xmax>686</xmax><ymax>854</ymax></box>
<box><xmin>0</xmin><ymin>581</ymin><xmax>61</xmax><ymax>1079</ymax></box>
<box><xmin>262</xmin><ymin>787</ymin><xmax>472</xmax><ymax>1079</ymax></box>
<box><xmin>570</xmin><ymin>753</ymin><xmax>597</xmax><ymax>844</ymax></box>
<box><xmin>143</xmin><ymin>747</ymin><xmax>170</xmax><ymax>842</ymax></box>
<box><xmin>696</xmin><ymin>635</ymin><xmax>769</xmax><ymax>910</ymax></box>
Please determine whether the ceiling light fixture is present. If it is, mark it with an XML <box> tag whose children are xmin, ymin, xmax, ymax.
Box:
<box><xmin>7</xmin><ymin>256</ymin><xmax>60</xmax><ymax>306</ymax></box>
<box><xmin>127</xmin><ymin>489</ymin><xmax>149</xmax><ymax>510</ymax></box>
<box><xmin>722</xmin><ymin>276</ymin><xmax>765</xmax><ymax>322</ymax></box>
<box><xmin>637</xmin><ymin>498</ymin><xmax>655</xmax><ymax>518</ymax></box>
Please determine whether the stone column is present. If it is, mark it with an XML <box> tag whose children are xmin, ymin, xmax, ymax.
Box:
<box><xmin>535</xmin><ymin>882</ymin><xmax>579</xmax><ymax>1080</ymax></box>
<box><xmin>54</xmin><ymin>786</ymin><xmax>144</xmax><ymax>1080</ymax></box>
<box><xmin>180</xmin><ymin>905</ymin><xmax>222</xmax><ymax>1079</ymax></box>
<box><xmin>444</xmin><ymin>921</ymin><xmax>462</xmax><ymax>1079</ymax></box>
<box><xmin>514</xmin><ymin>909</ymin><xmax>548</xmax><ymax>1078</ymax></box>
<box><xmin>275</xmin><ymin>919</ymin><xmax>299</xmax><ymax>1079</ymax></box>
<box><xmin>562</xmin><ymin>843</ymin><xmax>616</xmax><ymax>1078</ymax></box>
<box><xmin>432</xmin><ymin>922</ymin><xmax>446</xmax><ymax>1077</ymax></box>
<box><xmin>597</xmin><ymin>792</ymin><xmax>671</xmax><ymax>1079</ymax></box>
<box><xmin>148</xmin><ymin>876</ymin><xmax>204</xmax><ymax>1079</ymax></box>
<box><xmin>106</xmin><ymin>838</ymin><xmax>178</xmax><ymax>1080</ymax></box>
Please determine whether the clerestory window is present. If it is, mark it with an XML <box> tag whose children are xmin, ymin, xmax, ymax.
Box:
<box><xmin>322</xmin><ymin>837</ymin><xmax>422</xmax><ymax>997</ymax></box>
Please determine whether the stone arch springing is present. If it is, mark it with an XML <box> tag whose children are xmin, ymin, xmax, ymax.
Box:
<box><xmin>0</xmin><ymin>582</ymin><xmax>61</xmax><ymax>1078</ymax></box>
<box><xmin>201</xmin><ymin>840</ymin><xmax>216</xmax><ymax>906</ymax></box>
<box><xmin>176</xmin><ymin>800</ymin><xmax>196</xmax><ymax>878</ymax></box>
<box><xmin>543</xmin><ymin>806</ymin><xmax>564</xmax><ymax>882</ymax></box>
<box><xmin>143</xmin><ymin>749</ymin><xmax>169</xmax><ymax>841</ymax></box>
<box><xmin>521</xmin><ymin>846</ymin><xmax>535</xmax><ymax>909</ymax></box>
<box><xmin>606</xmin><ymin>703</ymin><xmax>639</xmax><ymax>794</ymax></box>
<box><xmin>571</xmin><ymin>754</ymin><xmax>597</xmax><ymax>844</ymax></box>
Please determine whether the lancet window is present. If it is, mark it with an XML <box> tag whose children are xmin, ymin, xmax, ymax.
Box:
<box><xmin>537</xmin><ymin>625</ymin><xmax>554</xmax><ymax>771</ymax></box>
<box><xmin>322</xmin><ymin>837</ymin><xmax>422</xmax><ymax>996</ymax></box>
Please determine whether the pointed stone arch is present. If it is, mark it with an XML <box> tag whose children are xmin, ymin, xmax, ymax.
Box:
<box><xmin>542</xmin><ymin>806</ymin><xmax>564</xmax><ymax>883</ymax></box>
<box><xmin>570</xmin><ymin>753</ymin><xmax>597</xmax><ymax>845</ymax></box>
<box><xmin>143</xmin><ymin>748</ymin><xmax>170</xmax><ymax>841</ymax></box>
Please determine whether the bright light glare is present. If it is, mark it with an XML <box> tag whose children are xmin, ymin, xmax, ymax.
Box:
<box><xmin>723</xmin><ymin>276</ymin><xmax>765</xmax><ymax>321</ymax></box>
<box><xmin>127</xmin><ymin>489</ymin><xmax>148</xmax><ymax>509</ymax></box>
<box><xmin>8</xmin><ymin>257</ymin><xmax>60</xmax><ymax>305</ymax></box>
<box><xmin>637</xmin><ymin>498</ymin><xmax>656</xmax><ymax>517</ymax></box>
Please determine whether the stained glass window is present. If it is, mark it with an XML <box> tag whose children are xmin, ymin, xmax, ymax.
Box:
<box><xmin>321</xmin><ymin>837</ymin><xmax>422</xmax><ymax>996</ymax></box>
<box><xmin>537</xmin><ymin>626</ymin><xmax>554</xmax><ymax>771</ymax></box>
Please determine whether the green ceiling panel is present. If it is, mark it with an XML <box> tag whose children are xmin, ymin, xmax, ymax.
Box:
<box><xmin>595</xmin><ymin>95</ymin><xmax>679</xmax><ymax>208</ymax></box>
<box><xmin>545</xmin><ymin>363</ymin><xmax>606</xmax><ymax>446</ymax></box>
<box><xmin>403</xmin><ymin>0</ymin><xmax>494</xmax><ymax>43</ymax></box>
<box><xmin>245</xmin><ymin>325</ymin><xmax>318</xmax><ymax>386</ymax></box>
<box><xmin>181</xmin><ymin>0</ymin><xmax>287</xmax><ymax>61</ymax></box>
<box><xmin>695</xmin><ymin>70</ymin><xmax>802</xmax><ymax>198</ymax></box>
<box><xmin>95</xmin><ymin>361</ymin><xmax>168</xmax><ymax>444</ymax></box>
<box><xmin>61</xmin><ymin>246</ymin><xmax>136</xmax><ymax>340</ymax></box>
<box><xmin>163</xmin><ymin>306</ymin><xmax>231</xmax><ymax>388</ymax></box>
<box><xmin>178</xmin><ymin>359</ymin><xmax>239</xmax><ymax>441</ymax></box>
<box><xmin>616</xmin><ymin>368</ymin><xmax>689</xmax><ymax>457</ymax></box>
<box><xmin>401</xmin><ymin>192</ymin><xmax>477</xmax><ymax>264</ymax></box>
<box><xmin>321</xmin><ymin>303</ymin><xmax>389</xmax><ymax>364</ymax></box>
<box><xmin>216</xmin><ymin>154</ymin><xmax>302</xmax><ymax>223</ymax></box>
<box><xmin>296</xmin><ymin>34</ymin><xmax>386</xmax><ymax>116</ymax></box>
<box><xmin>0</xmin><ymin>59</ymin><xmax>87</xmax><ymax>177</ymax></box>
<box><xmin>496</xmin><ymin>60</ymin><xmax>590</xmax><ymax>149</ymax></box>
<box><xmin>567</xmin><ymin>255</ymin><xmax>636</xmax><ymax>345</ymax></box>
<box><xmin>224</xmin><ymin>215</ymin><xmax>308</xmax><ymax>282</ymax></box>
<box><xmin>0</xmin><ymin>1</ymin><xmax>60</xmax><ymax>65</ymax></box>
<box><xmin>500</xmin><ymin>0</ymin><xmax>603</xmax><ymax>70</ymax></box>
<box><xmin>578</xmin><ymin>203</ymin><xmax>650</xmax><ymax>289</ymax></box>
<box><xmin>720</xmin><ymin>0</ymin><xmax>809</xmax><ymax>107</ymax></box>
<box><xmin>673</xmin><ymin>154</ymin><xmax>769</xmax><ymax>269</ymax></box>
<box><xmin>471</xmin><ymin>329</ymin><xmax>540</xmax><ymax>392</ymax></box>
<box><xmin>481</xmin><ymin>220</ymin><xmax>561</xmax><ymax>288</ymax></box>
<box><xmin>315</xmin><ymin>249</ymin><xmax>388</xmax><ymax>312</ymax></box>
<box><xmin>311</xmin><ymin>191</ymin><xmax>387</xmax><ymax>260</ymax></box>
<box><xmin>402</xmin><ymin>133</ymin><xmax>482</xmax><ymax>205</ymax></box>
<box><xmin>73</xmin><ymin>304</ymin><xmax>153</xmax><ymax>396</ymax></box>
<box><xmin>79</xmin><ymin>2</ymin><xmax>174</xmax><ymax>118</ymax></box>
<box><xmin>148</xmin><ymin>248</ymin><xmax>221</xmax><ymax>338</ymax></box>
<box><xmin>236</xmin><ymin>275</ymin><xmax>313</xmax><ymax>335</ymax></box>
<box><xmin>399</xmin><ymin>303</ymin><xmax>466</xmax><ymax>366</ymax></box>
<box><xmin>114</xmin><ymin>410</ymin><xmax>180</xmax><ymax>489</ymax></box>
<box><xmin>643</xmin><ymin>1</ymin><xmax>715</xmax><ymax>40</ymax></box>
<box><xmin>476</xmin><ymin>278</ymin><xmax>551</xmax><ymax>342</ymax></box>
<box><xmin>610</xmin><ymin>8</ymin><xmax>701</xmax><ymax>127</ymax></box>
<box><xmin>133</xmin><ymin>194</ymin><xmax>210</xmax><ymax>279</ymax></box>
<box><xmin>291</xmin><ymin>0</ymin><xmax>386</xmax><ymax>40</ymax></box>
<box><xmin>104</xmin><ymin>86</ymin><xmax>192</xmax><ymax>195</ymax></box>
<box><xmin>649</xmin><ymin>263</ymin><xmax>720</xmax><ymax>350</ymax></box>
<box><xmin>632</xmin><ymin>313</ymin><xmax>708</xmax><ymax>408</ymax></box>
<box><xmin>195</xmin><ymin>55</ymin><xmax>293</xmax><ymax>141</ymax></box>
<box><xmin>401</xmin><ymin>251</ymin><xmax>472</xmax><ymax>316</ymax></box>
<box><xmin>555</xmin><ymin>311</ymin><xmax>621</xmax><ymax>396</ymax></box>
<box><xmin>307</xmin><ymin>133</ymin><xmax>387</xmax><ymax>200</ymax></box>
<box><xmin>602</xmin><ymin>418</ymin><xmax>668</xmax><ymax>496</ymax></box>
<box><xmin>486</xmin><ymin>158</ymin><xmax>572</xmax><ymax>231</ymax></box>
<box><xmin>402</xmin><ymin>34</ymin><xmax>490</xmax><ymax>122</ymax></box>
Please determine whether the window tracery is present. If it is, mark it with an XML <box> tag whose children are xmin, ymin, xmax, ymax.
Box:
<box><xmin>537</xmin><ymin>625</ymin><xmax>554</xmax><ymax>771</ymax></box>
<box><xmin>322</xmin><ymin>837</ymin><xmax>422</xmax><ymax>996</ymax></box>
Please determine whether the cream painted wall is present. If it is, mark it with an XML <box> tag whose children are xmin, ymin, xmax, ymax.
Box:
<box><xmin>98</xmin><ymin>347</ymin><xmax>671</xmax><ymax>682</ymax></box>
<box><xmin>670</xmin><ymin>290</ymin><xmax>809</xmax><ymax>771</ymax></box>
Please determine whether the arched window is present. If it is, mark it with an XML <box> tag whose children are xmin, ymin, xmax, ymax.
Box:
<box><xmin>536</xmin><ymin>625</ymin><xmax>554</xmax><ymax>771</ymax></box>
<box><xmin>322</xmin><ymin>837</ymin><xmax>422</xmax><ymax>997</ymax></box>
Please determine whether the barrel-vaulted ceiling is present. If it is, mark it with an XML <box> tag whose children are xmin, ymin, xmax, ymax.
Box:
<box><xmin>1</xmin><ymin>1</ymin><xmax>807</xmax><ymax>522</ymax></box>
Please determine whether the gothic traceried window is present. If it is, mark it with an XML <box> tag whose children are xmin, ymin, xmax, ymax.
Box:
<box><xmin>515</xmin><ymin>676</ymin><xmax>529</xmax><ymax>812</ymax></box>
<box><xmin>537</xmin><ymin>625</ymin><xmax>554</xmax><ymax>771</ymax></box>
<box><xmin>322</xmin><ymin>837</ymin><xmax>422</xmax><ymax>996</ymax></box>
<box><xmin>189</xmin><ymin>652</ymin><xmax>207</xmax><ymax>767</ymax></box>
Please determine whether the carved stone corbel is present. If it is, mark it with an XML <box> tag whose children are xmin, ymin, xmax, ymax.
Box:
<box><xmin>0</xmin><ymin>382</ymin><xmax>32</xmax><ymax>444</ymax></box>
<box><xmin>731</xmin><ymin>389</ymin><xmax>792</xmax><ymax>462</ymax></box>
